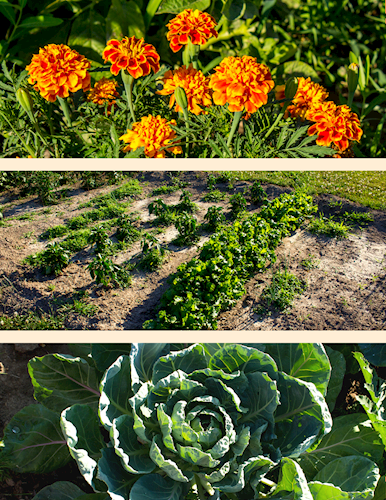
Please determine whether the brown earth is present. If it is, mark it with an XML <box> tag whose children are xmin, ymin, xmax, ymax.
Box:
<box><xmin>0</xmin><ymin>171</ymin><xmax>385</xmax><ymax>332</ymax></box>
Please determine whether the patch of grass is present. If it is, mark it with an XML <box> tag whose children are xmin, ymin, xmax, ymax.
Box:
<box><xmin>203</xmin><ymin>189</ymin><xmax>227</xmax><ymax>202</ymax></box>
<box><xmin>307</xmin><ymin>215</ymin><xmax>351</xmax><ymax>239</ymax></box>
<box><xmin>79</xmin><ymin>179</ymin><xmax>142</xmax><ymax>208</ymax></box>
<box><xmin>61</xmin><ymin>229</ymin><xmax>91</xmax><ymax>253</ymax></box>
<box><xmin>341</xmin><ymin>211</ymin><xmax>374</xmax><ymax>226</ymax></box>
<box><xmin>12</xmin><ymin>212</ymin><xmax>35</xmax><ymax>221</ymax></box>
<box><xmin>57</xmin><ymin>298</ymin><xmax>98</xmax><ymax>317</ymax></box>
<box><xmin>300</xmin><ymin>254</ymin><xmax>320</xmax><ymax>270</ymax></box>
<box><xmin>257</xmin><ymin>269</ymin><xmax>307</xmax><ymax>313</ymax></box>
<box><xmin>0</xmin><ymin>311</ymin><xmax>65</xmax><ymax>329</ymax></box>
<box><xmin>151</xmin><ymin>184</ymin><xmax>180</xmax><ymax>196</ymax></box>
<box><xmin>41</xmin><ymin>224</ymin><xmax>69</xmax><ymax>240</ymax></box>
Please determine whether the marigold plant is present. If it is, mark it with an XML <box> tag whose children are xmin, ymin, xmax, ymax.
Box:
<box><xmin>166</xmin><ymin>9</ymin><xmax>218</xmax><ymax>53</ymax></box>
<box><xmin>119</xmin><ymin>114</ymin><xmax>182</xmax><ymax>158</ymax></box>
<box><xmin>26</xmin><ymin>44</ymin><xmax>91</xmax><ymax>102</ymax></box>
<box><xmin>87</xmin><ymin>77</ymin><xmax>119</xmax><ymax>112</ymax></box>
<box><xmin>285</xmin><ymin>76</ymin><xmax>329</xmax><ymax>120</ymax></box>
<box><xmin>209</xmin><ymin>56</ymin><xmax>275</xmax><ymax>113</ymax></box>
<box><xmin>306</xmin><ymin>101</ymin><xmax>363</xmax><ymax>152</ymax></box>
<box><xmin>102</xmin><ymin>36</ymin><xmax>160</xmax><ymax>79</ymax></box>
<box><xmin>157</xmin><ymin>65</ymin><xmax>212</xmax><ymax>115</ymax></box>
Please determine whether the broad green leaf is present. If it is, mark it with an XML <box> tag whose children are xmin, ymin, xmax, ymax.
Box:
<box><xmin>325</xmin><ymin>346</ymin><xmax>346</xmax><ymax>411</ymax></box>
<box><xmin>264</xmin><ymin>343</ymin><xmax>331</xmax><ymax>396</ymax></box>
<box><xmin>177</xmin><ymin>442</ymin><xmax>220</xmax><ymax>467</ymax></box>
<box><xmin>68</xmin><ymin>10</ymin><xmax>106</xmax><ymax>64</ymax></box>
<box><xmin>204</xmin><ymin>377</ymin><xmax>246</xmax><ymax>415</ymax></box>
<box><xmin>68</xmin><ymin>344</ymin><xmax>92</xmax><ymax>359</ymax></box>
<box><xmin>358</xmin><ymin>344</ymin><xmax>386</xmax><ymax>367</ymax></box>
<box><xmin>149</xmin><ymin>435</ymin><xmax>192</xmax><ymax>482</ymax></box>
<box><xmin>19</xmin><ymin>15</ymin><xmax>63</xmax><ymax>29</ymax></box>
<box><xmin>129</xmin><ymin>382</ymin><xmax>153</xmax><ymax>444</ymax></box>
<box><xmin>275</xmin><ymin>60</ymin><xmax>321</xmax><ymax>82</ymax></box>
<box><xmin>156</xmin><ymin>0</ymin><xmax>210</xmax><ymax>15</ymax></box>
<box><xmin>152</xmin><ymin>344</ymin><xmax>208</xmax><ymax>384</ymax></box>
<box><xmin>267</xmin><ymin>457</ymin><xmax>313</xmax><ymax>500</ymax></box>
<box><xmin>2</xmin><ymin>404</ymin><xmax>70</xmax><ymax>473</ymax></box>
<box><xmin>130</xmin><ymin>343</ymin><xmax>170</xmax><ymax>387</ymax></box>
<box><xmin>129</xmin><ymin>474</ymin><xmax>189</xmax><ymax>500</ymax></box>
<box><xmin>31</xmin><ymin>481</ymin><xmax>85</xmax><ymax>500</ymax></box>
<box><xmin>0</xmin><ymin>0</ymin><xmax>16</xmax><ymax>25</ymax></box>
<box><xmin>28</xmin><ymin>354</ymin><xmax>100</xmax><ymax>413</ymax></box>
<box><xmin>111</xmin><ymin>414</ymin><xmax>155</xmax><ymax>474</ymax></box>
<box><xmin>97</xmin><ymin>447</ymin><xmax>138</xmax><ymax>500</ymax></box>
<box><xmin>373</xmin><ymin>475</ymin><xmax>386</xmax><ymax>500</ymax></box>
<box><xmin>18</xmin><ymin>0</ymin><xmax>28</xmax><ymax>7</ymax></box>
<box><xmin>61</xmin><ymin>405</ymin><xmax>106</xmax><ymax>489</ymax></box>
<box><xmin>99</xmin><ymin>355</ymin><xmax>134</xmax><ymax>430</ymax></box>
<box><xmin>274</xmin><ymin>373</ymin><xmax>332</xmax><ymax>457</ymax></box>
<box><xmin>214</xmin><ymin>456</ymin><xmax>273</xmax><ymax>492</ymax></box>
<box><xmin>239</xmin><ymin>371</ymin><xmax>278</xmax><ymax>426</ymax></box>
<box><xmin>91</xmin><ymin>344</ymin><xmax>132</xmax><ymax>373</ymax></box>
<box><xmin>308</xmin><ymin>481</ymin><xmax>351</xmax><ymax>500</ymax></box>
<box><xmin>209</xmin><ymin>344</ymin><xmax>278</xmax><ymax>381</ymax></box>
<box><xmin>313</xmin><ymin>456</ymin><xmax>380</xmax><ymax>494</ymax></box>
<box><xmin>106</xmin><ymin>0</ymin><xmax>145</xmax><ymax>40</ymax></box>
<box><xmin>297</xmin><ymin>413</ymin><xmax>384</xmax><ymax>480</ymax></box>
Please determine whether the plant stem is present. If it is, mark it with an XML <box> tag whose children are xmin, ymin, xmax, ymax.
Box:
<box><xmin>0</xmin><ymin>111</ymin><xmax>36</xmax><ymax>157</ymax></box>
<box><xmin>194</xmin><ymin>475</ymin><xmax>208</xmax><ymax>500</ymax></box>
<box><xmin>57</xmin><ymin>96</ymin><xmax>72</xmax><ymax>127</ymax></box>
<box><xmin>121</xmin><ymin>70</ymin><xmax>136</xmax><ymax>124</ymax></box>
<box><xmin>227</xmin><ymin>110</ymin><xmax>243</xmax><ymax>149</ymax></box>
<box><xmin>264</xmin><ymin>103</ymin><xmax>289</xmax><ymax>140</ymax></box>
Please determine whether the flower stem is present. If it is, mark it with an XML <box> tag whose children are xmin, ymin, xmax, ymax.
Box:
<box><xmin>57</xmin><ymin>96</ymin><xmax>72</xmax><ymax>127</ymax></box>
<box><xmin>0</xmin><ymin>111</ymin><xmax>36</xmax><ymax>157</ymax></box>
<box><xmin>121</xmin><ymin>70</ymin><xmax>136</xmax><ymax>124</ymax></box>
<box><xmin>227</xmin><ymin>110</ymin><xmax>243</xmax><ymax>149</ymax></box>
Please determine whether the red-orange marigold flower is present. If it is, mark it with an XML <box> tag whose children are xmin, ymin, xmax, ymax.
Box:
<box><xmin>274</xmin><ymin>84</ymin><xmax>286</xmax><ymax>103</ymax></box>
<box><xmin>166</xmin><ymin>9</ymin><xmax>218</xmax><ymax>53</ymax></box>
<box><xmin>103</xmin><ymin>36</ymin><xmax>160</xmax><ymax>78</ymax></box>
<box><xmin>26</xmin><ymin>44</ymin><xmax>91</xmax><ymax>102</ymax></box>
<box><xmin>209</xmin><ymin>56</ymin><xmax>275</xmax><ymax>113</ymax></box>
<box><xmin>306</xmin><ymin>101</ymin><xmax>363</xmax><ymax>152</ymax></box>
<box><xmin>119</xmin><ymin>114</ymin><xmax>182</xmax><ymax>158</ymax></box>
<box><xmin>157</xmin><ymin>65</ymin><xmax>212</xmax><ymax>115</ymax></box>
<box><xmin>87</xmin><ymin>77</ymin><xmax>119</xmax><ymax>112</ymax></box>
<box><xmin>285</xmin><ymin>77</ymin><xmax>328</xmax><ymax>120</ymax></box>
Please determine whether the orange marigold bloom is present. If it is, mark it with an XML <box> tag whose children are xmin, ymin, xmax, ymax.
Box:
<box><xmin>286</xmin><ymin>77</ymin><xmax>328</xmax><ymax>120</ymax></box>
<box><xmin>157</xmin><ymin>65</ymin><xmax>212</xmax><ymax>115</ymax></box>
<box><xmin>274</xmin><ymin>84</ymin><xmax>286</xmax><ymax>103</ymax></box>
<box><xmin>209</xmin><ymin>56</ymin><xmax>275</xmax><ymax>113</ymax></box>
<box><xmin>306</xmin><ymin>101</ymin><xmax>363</xmax><ymax>152</ymax></box>
<box><xmin>166</xmin><ymin>9</ymin><xmax>218</xmax><ymax>53</ymax></box>
<box><xmin>87</xmin><ymin>77</ymin><xmax>119</xmax><ymax>112</ymax></box>
<box><xmin>103</xmin><ymin>36</ymin><xmax>160</xmax><ymax>79</ymax></box>
<box><xmin>119</xmin><ymin>114</ymin><xmax>183</xmax><ymax>158</ymax></box>
<box><xmin>26</xmin><ymin>44</ymin><xmax>91</xmax><ymax>102</ymax></box>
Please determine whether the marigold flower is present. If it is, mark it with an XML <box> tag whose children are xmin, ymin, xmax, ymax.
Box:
<box><xmin>285</xmin><ymin>77</ymin><xmax>328</xmax><ymax>120</ymax></box>
<box><xmin>87</xmin><ymin>77</ymin><xmax>119</xmax><ymax>112</ymax></box>
<box><xmin>166</xmin><ymin>9</ymin><xmax>218</xmax><ymax>53</ymax></box>
<box><xmin>209</xmin><ymin>56</ymin><xmax>274</xmax><ymax>113</ymax></box>
<box><xmin>274</xmin><ymin>84</ymin><xmax>286</xmax><ymax>103</ymax></box>
<box><xmin>157</xmin><ymin>65</ymin><xmax>212</xmax><ymax>115</ymax></box>
<box><xmin>103</xmin><ymin>36</ymin><xmax>160</xmax><ymax>78</ymax></box>
<box><xmin>26</xmin><ymin>44</ymin><xmax>91</xmax><ymax>102</ymax></box>
<box><xmin>306</xmin><ymin>101</ymin><xmax>363</xmax><ymax>152</ymax></box>
<box><xmin>119</xmin><ymin>114</ymin><xmax>183</xmax><ymax>158</ymax></box>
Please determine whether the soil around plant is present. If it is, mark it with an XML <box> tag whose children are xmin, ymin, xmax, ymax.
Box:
<box><xmin>0</xmin><ymin>171</ymin><xmax>385</xmax><ymax>331</ymax></box>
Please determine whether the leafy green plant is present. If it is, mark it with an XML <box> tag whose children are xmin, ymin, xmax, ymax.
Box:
<box><xmin>175</xmin><ymin>190</ymin><xmax>198</xmax><ymax>214</ymax></box>
<box><xmin>88</xmin><ymin>225</ymin><xmax>113</xmax><ymax>254</ymax></box>
<box><xmin>341</xmin><ymin>211</ymin><xmax>374</xmax><ymax>226</ymax></box>
<box><xmin>115</xmin><ymin>214</ymin><xmax>141</xmax><ymax>243</ymax></box>
<box><xmin>148</xmin><ymin>199</ymin><xmax>176</xmax><ymax>226</ymax></box>
<box><xmin>174</xmin><ymin>212</ymin><xmax>199</xmax><ymax>246</ymax></box>
<box><xmin>204</xmin><ymin>205</ymin><xmax>225</xmax><ymax>231</ymax></box>
<box><xmin>258</xmin><ymin>268</ymin><xmax>307</xmax><ymax>312</ymax></box>
<box><xmin>139</xmin><ymin>234</ymin><xmax>166</xmax><ymax>271</ymax></box>
<box><xmin>31</xmin><ymin>242</ymin><xmax>71</xmax><ymax>276</ymax></box>
<box><xmin>203</xmin><ymin>189</ymin><xmax>227</xmax><ymax>202</ymax></box>
<box><xmin>229</xmin><ymin>192</ymin><xmax>247</xmax><ymax>219</ymax></box>
<box><xmin>249</xmin><ymin>181</ymin><xmax>267</xmax><ymax>205</ymax></box>
<box><xmin>88</xmin><ymin>254</ymin><xmax>131</xmax><ymax>288</ymax></box>
<box><xmin>307</xmin><ymin>215</ymin><xmax>351</xmax><ymax>238</ymax></box>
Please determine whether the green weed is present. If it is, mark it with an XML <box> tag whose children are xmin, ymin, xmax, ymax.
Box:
<box><xmin>307</xmin><ymin>215</ymin><xmax>351</xmax><ymax>239</ymax></box>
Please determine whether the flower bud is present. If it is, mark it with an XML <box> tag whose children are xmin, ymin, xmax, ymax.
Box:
<box><xmin>16</xmin><ymin>88</ymin><xmax>34</xmax><ymax>115</ymax></box>
<box><xmin>284</xmin><ymin>77</ymin><xmax>299</xmax><ymax>100</ymax></box>
<box><xmin>174</xmin><ymin>86</ymin><xmax>188</xmax><ymax>112</ymax></box>
<box><xmin>347</xmin><ymin>63</ymin><xmax>359</xmax><ymax>95</ymax></box>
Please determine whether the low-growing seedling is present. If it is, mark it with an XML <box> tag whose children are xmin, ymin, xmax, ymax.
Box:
<box><xmin>328</xmin><ymin>200</ymin><xmax>343</xmax><ymax>210</ymax></box>
<box><xmin>229</xmin><ymin>192</ymin><xmax>247</xmax><ymax>219</ymax></box>
<box><xmin>204</xmin><ymin>205</ymin><xmax>225</xmax><ymax>231</ymax></box>
<box><xmin>206</xmin><ymin>173</ymin><xmax>218</xmax><ymax>190</ymax></box>
<box><xmin>308</xmin><ymin>214</ymin><xmax>350</xmax><ymax>238</ymax></box>
<box><xmin>57</xmin><ymin>298</ymin><xmax>98</xmax><ymax>317</ymax></box>
<box><xmin>38</xmin><ymin>242</ymin><xmax>71</xmax><ymax>275</ymax></box>
<box><xmin>341</xmin><ymin>210</ymin><xmax>374</xmax><ymax>226</ymax></box>
<box><xmin>148</xmin><ymin>199</ymin><xmax>175</xmax><ymax>226</ymax></box>
<box><xmin>0</xmin><ymin>311</ymin><xmax>64</xmax><ymax>329</ymax></box>
<box><xmin>259</xmin><ymin>268</ymin><xmax>307</xmax><ymax>312</ymax></box>
<box><xmin>88</xmin><ymin>225</ymin><xmax>112</xmax><ymax>254</ymax></box>
<box><xmin>249</xmin><ymin>181</ymin><xmax>267</xmax><ymax>204</ymax></box>
<box><xmin>175</xmin><ymin>190</ymin><xmax>198</xmax><ymax>213</ymax></box>
<box><xmin>41</xmin><ymin>224</ymin><xmax>68</xmax><ymax>240</ymax></box>
<box><xmin>203</xmin><ymin>189</ymin><xmax>227</xmax><ymax>202</ymax></box>
<box><xmin>139</xmin><ymin>234</ymin><xmax>167</xmax><ymax>271</ymax></box>
<box><xmin>174</xmin><ymin>212</ymin><xmax>199</xmax><ymax>246</ymax></box>
<box><xmin>300</xmin><ymin>254</ymin><xmax>320</xmax><ymax>270</ymax></box>
<box><xmin>115</xmin><ymin>214</ymin><xmax>141</xmax><ymax>243</ymax></box>
<box><xmin>88</xmin><ymin>254</ymin><xmax>131</xmax><ymax>288</ymax></box>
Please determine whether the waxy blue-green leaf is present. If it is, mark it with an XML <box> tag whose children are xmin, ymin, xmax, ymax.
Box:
<box><xmin>149</xmin><ymin>435</ymin><xmax>192</xmax><ymax>482</ymax></box>
<box><xmin>149</xmin><ymin>370</ymin><xmax>205</xmax><ymax>409</ymax></box>
<box><xmin>171</xmin><ymin>400</ymin><xmax>199</xmax><ymax>445</ymax></box>
<box><xmin>28</xmin><ymin>354</ymin><xmax>100</xmax><ymax>413</ymax></box>
<box><xmin>2</xmin><ymin>404</ymin><xmax>70</xmax><ymax>473</ymax></box>
<box><xmin>177</xmin><ymin>442</ymin><xmax>221</xmax><ymax>468</ymax></box>
<box><xmin>129</xmin><ymin>382</ymin><xmax>153</xmax><ymax>444</ymax></box>
<box><xmin>129</xmin><ymin>474</ymin><xmax>189</xmax><ymax>500</ymax></box>
<box><xmin>264</xmin><ymin>343</ymin><xmax>331</xmax><ymax>396</ymax></box>
<box><xmin>97</xmin><ymin>447</ymin><xmax>138</xmax><ymax>500</ymax></box>
<box><xmin>157</xmin><ymin>403</ymin><xmax>177</xmax><ymax>452</ymax></box>
<box><xmin>130</xmin><ymin>343</ymin><xmax>170</xmax><ymax>389</ymax></box>
<box><xmin>274</xmin><ymin>373</ymin><xmax>332</xmax><ymax>457</ymax></box>
<box><xmin>240</xmin><ymin>371</ymin><xmax>279</xmax><ymax>427</ymax></box>
<box><xmin>297</xmin><ymin>413</ymin><xmax>384</xmax><ymax>480</ymax></box>
<box><xmin>214</xmin><ymin>456</ymin><xmax>274</xmax><ymax>492</ymax></box>
<box><xmin>325</xmin><ymin>346</ymin><xmax>346</xmax><ymax>411</ymax></box>
<box><xmin>111</xmin><ymin>414</ymin><xmax>155</xmax><ymax>475</ymax></box>
<box><xmin>358</xmin><ymin>344</ymin><xmax>386</xmax><ymax>367</ymax></box>
<box><xmin>209</xmin><ymin>344</ymin><xmax>278</xmax><ymax>381</ymax></box>
<box><xmin>313</xmin><ymin>456</ymin><xmax>380</xmax><ymax>495</ymax></box>
<box><xmin>61</xmin><ymin>405</ymin><xmax>106</xmax><ymax>489</ymax></box>
<box><xmin>204</xmin><ymin>377</ymin><xmax>247</xmax><ymax>414</ymax></box>
<box><xmin>231</xmin><ymin>426</ymin><xmax>251</xmax><ymax>457</ymax></box>
<box><xmin>267</xmin><ymin>458</ymin><xmax>313</xmax><ymax>500</ymax></box>
<box><xmin>373</xmin><ymin>475</ymin><xmax>386</xmax><ymax>500</ymax></box>
<box><xmin>99</xmin><ymin>355</ymin><xmax>133</xmax><ymax>430</ymax></box>
<box><xmin>30</xmin><ymin>481</ymin><xmax>85</xmax><ymax>500</ymax></box>
<box><xmin>91</xmin><ymin>344</ymin><xmax>132</xmax><ymax>373</ymax></box>
<box><xmin>308</xmin><ymin>481</ymin><xmax>352</xmax><ymax>500</ymax></box>
<box><xmin>152</xmin><ymin>344</ymin><xmax>208</xmax><ymax>384</ymax></box>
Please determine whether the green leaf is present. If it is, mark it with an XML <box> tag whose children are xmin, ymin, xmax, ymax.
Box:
<box><xmin>31</xmin><ymin>482</ymin><xmax>85</xmax><ymax>500</ymax></box>
<box><xmin>61</xmin><ymin>405</ymin><xmax>106</xmax><ymax>489</ymax></box>
<box><xmin>149</xmin><ymin>435</ymin><xmax>192</xmax><ymax>482</ymax></box>
<box><xmin>358</xmin><ymin>344</ymin><xmax>386</xmax><ymax>366</ymax></box>
<box><xmin>268</xmin><ymin>457</ymin><xmax>313</xmax><ymax>500</ymax></box>
<box><xmin>264</xmin><ymin>343</ymin><xmax>331</xmax><ymax>396</ymax></box>
<box><xmin>0</xmin><ymin>0</ymin><xmax>16</xmax><ymax>25</ymax></box>
<box><xmin>156</xmin><ymin>0</ymin><xmax>210</xmax><ymax>15</ymax></box>
<box><xmin>111</xmin><ymin>414</ymin><xmax>155</xmax><ymax>474</ymax></box>
<box><xmin>124</xmin><ymin>146</ymin><xmax>145</xmax><ymax>158</ymax></box>
<box><xmin>19</xmin><ymin>15</ymin><xmax>63</xmax><ymax>29</ymax></box>
<box><xmin>91</xmin><ymin>344</ymin><xmax>132</xmax><ymax>373</ymax></box>
<box><xmin>214</xmin><ymin>456</ymin><xmax>273</xmax><ymax>493</ymax></box>
<box><xmin>274</xmin><ymin>373</ymin><xmax>332</xmax><ymax>457</ymax></box>
<box><xmin>97</xmin><ymin>447</ymin><xmax>138</xmax><ymax>500</ymax></box>
<box><xmin>297</xmin><ymin>413</ymin><xmax>384</xmax><ymax>480</ymax></box>
<box><xmin>68</xmin><ymin>344</ymin><xmax>92</xmax><ymax>359</ymax></box>
<box><xmin>152</xmin><ymin>344</ymin><xmax>208</xmax><ymax>384</ymax></box>
<box><xmin>106</xmin><ymin>0</ymin><xmax>145</xmax><ymax>40</ymax></box>
<box><xmin>2</xmin><ymin>404</ymin><xmax>70</xmax><ymax>473</ymax></box>
<box><xmin>313</xmin><ymin>456</ymin><xmax>380</xmax><ymax>494</ymax></box>
<box><xmin>239</xmin><ymin>371</ymin><xmax>278</xmax><ymax>426</ymax></box>
<box><xmin>28</xmin><ymin>354</ymin><xmax>100</xmax><ymax>413</ymax></box>
<box><xmin>308</xmin><ymin>481</ymin><xmax>351</xmax><ymax>500</ymax></box>
<box><xmin>99</xmin><ymin>355</ymin><xmax>134</xmax><ymax>430</ymax></box>
<box><xmin>373</xmin><ymin>475</ymin><xmax>386</xmax><ymax>500</ymax></box>
<box><xmin>325</xmin><ymin>345</ymin><xmax>346</xmax><ymax>411</ymax></box>
<box><xmin>285</xmin><ymin>126</ymin><xmax>309</xmax><ymax>149</ymax></box>
<box><xmin>130</xmin><ymin>343</ymin><xmax>170</xmax><ymax>387</ymax></box>
<box><xmin>130</xmin><ymin>474</ymin><xmax>189</xmax><ymax>500</ymax></box>
<box><xmin>276</xmin><ymin>60</ymin><xmax>321</xmax><ymax>82</ymax></box>
<box><xmin>68</xmin><ymin>10</ymin><xmax>106</xmax><ymax>64</ymax></box>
